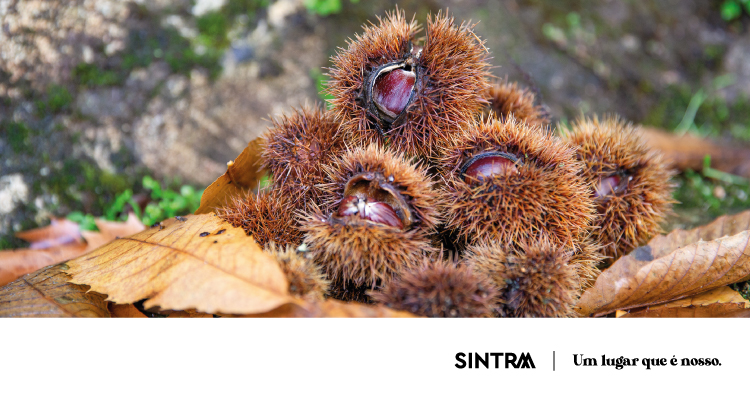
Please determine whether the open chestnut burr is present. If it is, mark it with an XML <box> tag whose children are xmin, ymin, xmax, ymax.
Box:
<box><xmin>439</xmin><ymin>117</ymin><xmax>595</xmax><ymax>250</ymax></box>
<box><xmin>438</xmin><ymin>117</ymin><xmax>601</xmax><ymax>289</ymax></box>
<box><xmin>300</xmin><ymin>145</ymin><xmax>443</xmax><ymax>293</ymax></box>
<box><xmin>560</xmin><ymin>116</ymin><xmax>676</xmax><ymax>260</ymax></box>
<box><xmin>327</xmin><ymin>9</ymin><xmax>491</xmax><ymax>159</ymax></box>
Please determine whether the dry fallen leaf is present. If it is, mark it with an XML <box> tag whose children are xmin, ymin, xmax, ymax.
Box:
<box><xmin>619</xmin><ymin>303</ymin><xmax>750</xmax><ymax>318</ymax></box>
<box><xmin>617</xmin><ymin>286</ymin><xmax>750</xmax><ymax>318</ymax></box>
<box><xmin>640</xmin><ymin>127</ymin><xmax>750</xmax><ymax>178</ymax></box>
<box><xmin>242</xmin><ymin>299</ymin><xmax>417</xmax><ymax>318</ymax></box>
<box><xmin>0</xmin><ymin>213</ymin><xmax>146</xmax><ymax>287</ymax></box>
<box><xmin>0</xmin><ymin>264</ymin><xmax>110</xmax><ymax>318</ymax></box>
<box><xmin>108</xmin><ymin>303</ymin><xmax>148</xmax><ymax>318</ymax></box>
<box><xmin>66</xmin><ymin>213</ymin><xmax>292</xmax><ymax>315</ymax></box>
<box><xmin>647</xmin><ymin>209</ymin><xmax>750</xmax><ymax>258</ymax></box>
<box><xmin>166</xmin><ymin>310</ymin><xmax>214</xmax><ymax>318</ymax></box>
<box><xmin>577</xmin><ymin>227</ymin><xmax>750</xmax><ymax>317</ymax></box>
<box><xmin>195</xmin><ymin>138</ymin><xmax>265</xmax><ymax>215</ymax></box>
<box><xmin>15</xmin><ymin>218</ymin><xmax>82</xmax><ymax>249</ymax></box>
<box><xmin>0</xmin><ymin>242</ymin><xmax>88</xmax><ymax>287</ymax></box>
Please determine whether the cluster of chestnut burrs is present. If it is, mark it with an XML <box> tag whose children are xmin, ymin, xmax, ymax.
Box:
<box><xmin>219</xmin><ymin>10</ymin><xmax>674</xmax><ymax>317</ymax></box>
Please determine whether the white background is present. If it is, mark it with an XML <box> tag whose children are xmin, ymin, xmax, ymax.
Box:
<box><xmin>1</xmin><ymin>319</ymin><xmax>746</xmax><ymax>399</ymax></box>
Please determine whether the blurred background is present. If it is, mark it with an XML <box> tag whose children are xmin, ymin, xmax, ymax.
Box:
<box><xmin>2</xmin><ymin>0</ymin><xmax>750</xmax><ymax>249</ymax></box>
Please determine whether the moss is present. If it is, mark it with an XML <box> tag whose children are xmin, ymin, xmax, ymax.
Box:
<box><xmin>196</xmin><ymin>12</ymin><xmax>230</xmax><ymax>49</ymax></box>
<box><xmin>73</xmin><ymin>63</ymin><xmax>123</xmax><ymax>87</ymax></box>
<box><xmin>2</xmin><ymin>121</ymin><xmax>33</xmax><ymax>154</ymax></box>
<box><xmin>124</xmin><ymin>26</ymin><xmax>223</xmax><ymax>80</ymax></box>
<box><xmin>126</xmin><ymin>0</ymin><xmax>274</xmax><ymax>81</ymax></box>
<box><xmin>0</xmin><ymin>237</ymin><xmax>15</xmax><ymax>251</ymax></box>
<box><xmin>34</xmin><ymin>84</ymin><xmax>73</xmax><ymax>115</ymax></box>
<box><xmin>32</xmin><ymin>158</ymin><xmax>135</xmax><ymax>218</ymax></box>
<box><xmin>0</xmin><ymin>207</ymin><xmax>39</xmax><ymax>250</ymax></box>
<box><xmin>224</xmin><ymin>0</ymin><xmax>271</xmax><ymax>20</ymax></box>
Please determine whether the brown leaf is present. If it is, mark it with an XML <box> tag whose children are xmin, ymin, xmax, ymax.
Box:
<box><xmin>0</xmin><ymin>213</ymin><xmax>146</xmax><ymax>287</ymax></box>
<box><xmin>195</xmin><ymin>138</ymin><xmax>265</xmax><ymax>215</ymax></box>
<box><xmin>617</xmin><ymin>286</ymin><xmax>750</xmax><ymax>318</ymax></box>
<box><xmin>640</xmin><ymin>127</ymin><xmax>750</xmax><ymax>178</ymax></box>
<box><xmin>0</xmin><ymin>264</ymin><xmax>110</xmax><ymax>318</ymax></box>
<box><xmin>108</xmin><ymin>303</ymin><xmax>148</xmax><ymax>318</ymax></box>
<box><xmin>166</xmin><ymin>310</ymin><xmax>214</xmax><ymax>318</ymax></box>
<box><xmin>15</xmin><ymin>218</ymin><xmax>82</xmax><ymax>249</ymax></box>
<box><xmin>66</xmin><ymin>213</ymin><xmax>292</xmax><ymax>315</ymax></box>
<box><xmin>242</xmin><ymin>299</ymin><xmax>418</xmax><ymax>318</ymax></box>
<box><xmin>620</xmin><ymin>303</ymin><xmax>750</xmax><ymax>318</ymax></box>
<box><xmin>577</xmin><ymin>229</ymin><xmax>750</xmax><ymax>317</ymax></box>
<box><xmin>648</xmin><ymin>209</ymin><xmax>750</xmax><ymax>259</ymax></box>
<box><xmin>0</xmin><ymin>242</ymin><xmax>88</xmax><ymax>287</ymax></box>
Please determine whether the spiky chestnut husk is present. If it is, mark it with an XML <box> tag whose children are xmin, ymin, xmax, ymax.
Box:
<box><xmin>300</xmin><ymin>144</ymin><xmax>443</xmax><ymax>289</ymax></box>
<box><xmin>266</xmin><ymin>243</ymin><xmax>329</xmax><ymax>302</ymax></box>
<box><xmin>570</xmin><ymin>236</ymin><xmax>603</xmax><ymax>291</ymax></box>
<box><xmin>327</xmin><ymin>9</ymin><xmax>491</xmax><ymax>159</ymax></box>
<box><xmin>371</xmin><ymin>257</ymin><xmax>498</xmax><ymax>318</ymax></box>
<box><xmin>483</xmin><ymin>79</ymin><xmax>550</xmax><ymax>127</ymax></box>
<box><xmin>217</xmin><ymin>188</ymin><xmax>303</xmax><ymax>248</ymax></box>
<box><xmin>319</xmin><ymin>144</ymin><xmax>443</xmax><ymax>229</ymax></box>
<box><xmin>464</xmin><ymin>238</ymin><xmax>579</xmax><ymax>318</ymax></box>
<box><xmin>559</xmin><ymin>116</ymin><xmax>676</xmax><ymax>260</ymax></box>
<box><xmin>260</xmin><ymin>105</ymin><xmax>345</xmax><ymax>213</ymax></box>
<box><xmin>326</xmin><ymin>279</ymin><xmax>375</xmax><ymax>304</ymax></box>
<box><xmin>439</xmin><ymin>117</ymin><xmax>595</xmax><ymax>249</ymax></box>
<box><xmin>301</xmin><ymin>210</ymin><xmax>437</xmax><ymax>294</ymax></box>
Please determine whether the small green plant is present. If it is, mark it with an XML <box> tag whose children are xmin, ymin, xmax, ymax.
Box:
<box><xmin>140</xmin><ymin>176</ymin><xmax>203</xmax><ymax>226</ymax></box>
<box><xmin>721</xmin><ymin>0</ymin><xmax>750</xmax><ymax>21</ymax></box>
<box><xmin>67</xmin><ymin>176</ymin><xmax>204</xmax><ymax>230</ymax></box>
<box><xmin>644</xmin><ymin>76</ymin><xmax>750</xmax><ymax>140</ymax></box>
<box><xmin>304</xmin><ymin>0</ymin><xmax>358</xmax><ymax>16</ymax></box>
<box><xmin>673</xmin><ymin>156</ymin><xmax>750</xmax><ymax>217</ymax></box>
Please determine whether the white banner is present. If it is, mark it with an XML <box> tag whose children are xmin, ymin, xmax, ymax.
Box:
<box><xmin>1</xmin><ymin>319</ymin><xmax>746</xmax><ymax>399</ymax></box>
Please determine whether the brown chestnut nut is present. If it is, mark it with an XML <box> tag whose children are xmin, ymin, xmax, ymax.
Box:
<box><xmin>371</xmin><ymin>65</ymin><xmax>417</xmax><ymax>122</ymax></box>
<box><xmin>460</xmin><ymin>152</ymin><xmax>519</xmax><ymax>183</ymax></box>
